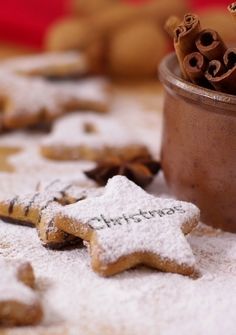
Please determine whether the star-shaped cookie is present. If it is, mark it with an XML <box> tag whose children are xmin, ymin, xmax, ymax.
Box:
<box><xmin>0</xmin><ymin>179</ymin><xmax>102</xmax><ymax>248</ymax></box>
<box><xmin>0</xmin><ymin>71</ymin><xmax>108</xmax><ymax>129</ymax></box>
<box><xmin>41</xmin><ymin>113</ymin><xmax>149</xmax><ymax>161</ymax></box>
<box><xmin>55</xmin><ymin>176</ymin><xmax>200</xmax><ymax>276</ymax></box>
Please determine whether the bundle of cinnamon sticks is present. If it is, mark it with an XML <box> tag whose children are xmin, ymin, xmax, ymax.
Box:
<box><xmin>166</xmin><ymin>3</ymin><xmax>236</xmax><ymax>95</ymax></box>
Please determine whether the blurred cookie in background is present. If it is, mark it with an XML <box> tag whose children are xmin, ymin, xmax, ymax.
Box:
<box><xmin>71</xmin><ymin>0</ymin><xmax>118</xmax><ymax>16</ymax></box>
<box><xmin>45</xmin><ymin>0</ymin><xmax>188</xmax><ymax>79</ymax></box>
<box><xmin>108</xmin><ymin>19</ymin><xmax>166</xmax><ymax>78</ymax></box>
<box><xmin>45</xmin><ymin>18</ymin><xmax>93</xmax><ymax>51</ymax></box>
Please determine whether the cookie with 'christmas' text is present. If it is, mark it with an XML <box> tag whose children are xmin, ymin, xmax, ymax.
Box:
<box><xmin>55</xmin><ymin>176</ymin><xmax>200</xmax><ymax>277</ymax></box>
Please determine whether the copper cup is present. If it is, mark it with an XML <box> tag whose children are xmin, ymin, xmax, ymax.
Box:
<box><xmin>159</xmin><ymin>53</ymin><xmax>236</xmax><ymax>232</ymax></box>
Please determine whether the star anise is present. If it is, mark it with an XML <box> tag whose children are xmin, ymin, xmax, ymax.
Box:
<box><xmin>84</xmin><ymin>153</ymin><xmax>161</xmax><ymax>188</ymax></box>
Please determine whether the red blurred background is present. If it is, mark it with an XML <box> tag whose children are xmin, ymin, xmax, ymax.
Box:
<box><xmin>0</xmin><ymin>0</ymin><xmax>231</xmax><ymax>49</ymax></box>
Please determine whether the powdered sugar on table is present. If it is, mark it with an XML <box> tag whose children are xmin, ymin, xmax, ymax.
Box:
<box><xmin>0</xmin><ymin>87</ymin><xmax>235</xmax><ymax>335</ymax></box>
<box><xmin>1</xmin><ymin>194</ymin><xmax>236</xmax><ymax>335</ymax></box>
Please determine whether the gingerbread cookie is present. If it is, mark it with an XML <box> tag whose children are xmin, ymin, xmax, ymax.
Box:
<box><xmin>0</xmin><ymin>258</ymin><xmax>43</xmax><ymax>326</ymax></box>
<box><xmin>0</xmin><ymin>179</ymin><xmax>102</xmax><ymax>248</ymax></box>
<box><xmin>1</xmin><ymin>51</ymin><xmax>89</xmax><ymax>78</ymax></box>
<box><xmin>41</xmin><ymin>113</ymin><xmax>150</xmax><ymax>161</ymax></box>
<box><xmin>108</xmin><ymin>20</ymin><xmax>166</xmax><ymax>78</ymax></box>
<box><xmin>55</xmin><ymin>176</ymin><xmax>200</xmax><ymax>277</ymax></box>
<box><xmin>0</xmin><ymin>70</ymin><xmax>108</xmax><ymax>129</ymax></box>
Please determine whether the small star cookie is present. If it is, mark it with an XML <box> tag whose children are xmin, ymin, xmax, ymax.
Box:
<box><xmin>0</xmin><ymin>179</ymin><xmax>102</xmax><ymax>248</ymax></box>
<box><xmin>0</xmin><ymin>258</ymin><xmax>43</xmax><ymax>326</ymax></box>
<box><xmin>55</xmin><ymin>176</ymin><xmax>200</xmax><ymax>277</ymax></box>
<box><xmin>41</xmin><ymin>113</ymin><xmax>150</xmax><ymax>161</ymax></box>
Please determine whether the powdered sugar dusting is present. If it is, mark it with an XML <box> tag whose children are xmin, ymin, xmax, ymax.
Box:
<box><xmin>0</xmin><ymin>131</ymin><xmax>43</xmax><ymax>149</ymax></box>
<box><xmin>0</xmin><ymin>173</ymin><xmax>40</xmax><ymax>199</ymax></box>
<box><xmin>0</xmin><ymin>210</ymin><xmax>236</xmax><ymax>334</ymax></box>
<box><xmin>112</xmin><ymin>98</ymin><xmax>163</xmax><ymax>157</ymax></box>
<box><xmin>0</xmin><ymin>71</ymin><xmax>59</xmax><ymax>115</ymax></box>
<box><xmin>54</xmin><ymin>78</ymin><xmax>109</xmax><ymax>106</ymax></box>
<box><xmin>0</xmin><ymin>86</ymin><xmax>236</xmax><ymax>334</ymax></box>
<box><xmin>8</xmin><ymin>147</ymin><xmax>95</xmax><ymax>187</ymax></box>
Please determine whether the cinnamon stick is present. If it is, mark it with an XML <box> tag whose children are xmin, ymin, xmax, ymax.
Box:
<box><xmin>223</xmin><ymin>48</ymin><xmax>236</xmax><ymax>69</ymax></box>
<box><xmin>205</xmin><ymin>67</ymin><xmax>236</xmax><ymax>95</ymax></box>
<box><xmin>205</xmin><ymin>50</ymin><xmax>236</xmax><ymax>95</ymax></box>
<box><xmin>173</xmin><ymin>14</ymin><xmax>201</xmax><ymax>79</ymax></box>
<box><xmin>195</xmin><ymin>29</ymin><xmax>227</xmax><ymax>61</ymax></box>
<box><xmin>228</xmin><ymin>2</ymin><xmax>236</xmax><ymax>23</ymax></box>
<box><xmin>164</xmin><ymin>16</ymin><xmax>181</xmax><ymax>38</ymax></box>
<box><xmin>183</xmin><ymin>52</ymin><xmax>210</xmax><ymax>87</ymax></box>
<box><xmin>206</xmin><ymin>60</ymin><xmax>226</xmax><ymax>78</ymax></box>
